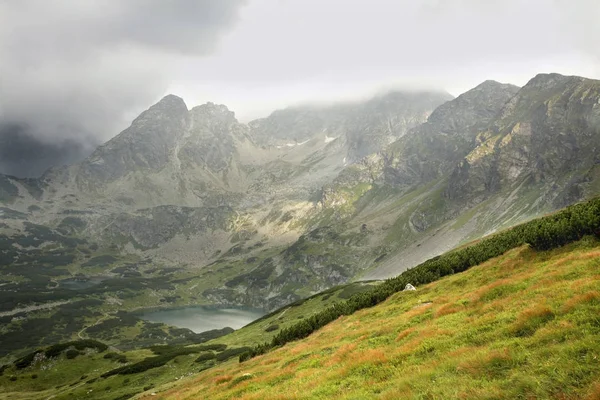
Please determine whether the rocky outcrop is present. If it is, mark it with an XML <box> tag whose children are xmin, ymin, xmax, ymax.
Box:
<box><xmin>382</xmin><ymin>80</ymin><xmax>520</xmax><ymax>187</ymax></box>
<box><xmin>79</xmin><ymin>95</ymin><xmax>190</xmax><ymax>184</ymax></box>
<box><xmin>3</xmin><ymin>74</ymin><xmax>600</xmax><ymax>310</ymax></box>
<box><xmin>446</xmin><ymin>74</ymin><xmax>600</xmax><ymax>205</ymax></box>
<box><xmin>249</xmin><ymin>90</ymin><xmax>453</xmax><ymax>162</ymax></box>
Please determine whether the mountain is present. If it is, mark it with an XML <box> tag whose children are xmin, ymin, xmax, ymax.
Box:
<box><xmin>1</xmin><ymin>198</ymin><xmax>599</xmax><ymax>399</ymax></box>
<box><xmin>1</xmin><ymin>73</ymin><xmax>600</xmax><ymax>350</ymax></box>
<box><xmin>316</xmin><ymin>74</ymin><xmax>600</xmax><ymax>280</ymax></box>
<box><xmin>250</xmin><ymin>91</ymin><xmax>453</xmax><ymax>162</ymax></box>
<box><xmin>447</xmin><ymin>73</ymin><xmax>600</xmax><ymax>208</ymax></box>
<box><xmin>322</xmin><ymin>79</ymin><xmax>520</xmax><ymax>203</ymax></box>
<box><xmin>0</xmin><ymin>89</ymin><xmax>451</xmax><ymax>317</ymax></box>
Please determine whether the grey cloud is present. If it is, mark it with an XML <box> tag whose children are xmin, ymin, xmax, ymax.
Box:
<box><xmin>0</xmin><ymin>0</ymin><xmax>246</xmax><ymax>177</ymax></box>
<box><xmin>172</xmin><ymin>0</ymin><xmax>600</xmax><ymax>122</ymax></box>
<box><xmin>1</xmin><ymin>0</ymin><xmax>598</xmax><ymax>177</ymax></box>
<box><xmin>0</xmin><ymin>124</ymin><xmax>95</xmax><ymax>178</ymax></box>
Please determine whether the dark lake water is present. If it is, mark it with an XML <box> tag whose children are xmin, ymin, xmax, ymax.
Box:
<box><xmin>138</xmin><ymin>306</ymin><xmax>266</xmax><ymax>333</ymax></box>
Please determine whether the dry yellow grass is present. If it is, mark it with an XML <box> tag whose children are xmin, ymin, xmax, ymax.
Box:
<box><xmin>142</xmin><ymin>240</ymin><xmax>600</xmax><ymax>400</ymax></box>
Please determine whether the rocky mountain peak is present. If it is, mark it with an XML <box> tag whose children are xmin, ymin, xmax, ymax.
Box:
<box><xmin>461</xmin><ymin>79</ymin><xmax>519</xmax><ymax>100</ymax></box>
<box><xmin>470</xmin><ymin>80</ymin><xmax>520</xmax><ymax>94</ymax></box>
<box><xmin>125</xmin><ymin>94</ymin><xmax>189</xmax><ymax>134</ymax></box>
<box><xmin>77</xmin><ymin>95</ymin><xmax>190</xmax><ymax>184</ymax></box>
<box><xmin>190</xmin><ymin>102</ymin><xmax>237</xmax><ymax>124</ymax></box>
<box><xmin>524</xmin><ymin>72</ymin><xmax>579</xmax><ymax>89</ymax></box>
<box><xmin>151</xmin><ymin>94</ymin><xmax>188</xmax><ymax>113</ymax></box>
<box><xmin>425</xmin><ymin>80</ymin><xmax>520</xmax><ymax>130</ymax></box>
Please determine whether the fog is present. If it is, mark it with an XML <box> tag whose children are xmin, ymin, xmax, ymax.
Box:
<box><xmin>1</xmin><ymin>0</ymin><xmax>599</xmax><ymax>176</ymax></box>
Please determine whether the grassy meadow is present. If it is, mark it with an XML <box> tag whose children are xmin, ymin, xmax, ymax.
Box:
<box><xmin>150</xmin><ymin>237</ymin><xmax>600</xmax><ymax>399</ymax></box>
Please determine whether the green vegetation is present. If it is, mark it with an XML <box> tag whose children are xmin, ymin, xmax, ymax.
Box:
<box><xmin>194</xmin><ymin>353</ymin><xmax>216</xmax><ymax>363</ymax></box>
<box><xmin>103</xmin><ymin>352</ymin><xmax>128</xmax><ymax>363</ymax></box>
<box><xmin>157</xmin><ymin>235</ymin><xmax>600</xmax><ymax>399</ymax></box>
<box><xmin>1</xmin><ymin>198</ymin><xmax>599</xmax><ymax>399</ymax></box>
<box><xmin>100</xmin><ymin>343</ymin><xmax>245</xmax><ymax>377</ymax></box>
<box><xmin>13</xmin><ymin>340</ymin><xmax>107</xmax><ymax>369</ymax></box>
<box><xmin>215</xmin><ymin>281</ymin><xmax>379</xmax><ymax>348</ymax></box>
<box><xmin>43</xmin><ymin>340</ymin><xmax>108</xmax><ymax>359</ymax></box>
<box><xmin>240</xmin><ymin>196</ymin><xmax>600</xmax><ymax>361</ymax></box>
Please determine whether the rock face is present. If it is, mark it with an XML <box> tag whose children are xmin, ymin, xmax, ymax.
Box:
<box><xmin>320</xmin><ymin>80</ymin><xmax>520</xmax><ymax>211</ymax></box>
<box><xmin>382</xmin><ymin>80</ymin><xmax>521</xmax><ymax>187</ymax></box>
<box><xmin>80</xmin><ymin>95</ymin><xmax>191</xmax><ymax>183</ymax></box>
<box><xmin>2</xmin><ymin>73</ymin><xmax>600</xmax><ymax>310</ymax></box>
<box><xmin>71</xmin><ymin>96</ymin><xmax>253</xmax><ymax>207</ymax></box>
<box><xmin>249</xmin><ymin>91</ymin><xmax>453</xmax><ymax>162</ymax></box>
<box><xmin>447</xmin><ymin>74</ymin><xmax>600</xmax><ymax>207</ymax></box>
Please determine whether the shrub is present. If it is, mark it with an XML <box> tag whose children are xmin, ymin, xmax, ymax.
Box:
<box><xmin>44</xmin><ymin>340</ymin><xmax>107</xmax><ymax>359</ymax></box>
<box><xmin>104</xmin><ymin>352</ymin><xmax>128</xmax><ymax>363</ymax></box>
<box><xmin>215</xmin><ymin>347</ymin><xmax>251</xmax><ymax>362</ymax></box>
<box><xmin>265</xmin><ymin>324</ymin><xmax>279</xmax><ymax>332</ymax></box>
<box><xmin>65</xmin><ymin>349</ymin><xmax>80</xmax><ymax>359</ymax></box>
<box><xmin>102</xmin><ymin>356</ymin><xmax>169</xmax><ymax>377</ymax></box>
<box><xmin>102</xmin><ymin>345</ymin><xmax>206</xmax><ymax>377</ymax></box>
<box><xmin>195</xmin><ymin>352</ymin><xmax>216</xmax><ymax>363</ymax></box>
<box><xmin>240</xmin><ymin>197</ymin><xmax>600</xmax><ymax>362</ymax></box>
<box><xmin>14</xmin><ymin>351</ymin><xmax>42</xmax><ymax>369</ymax></box>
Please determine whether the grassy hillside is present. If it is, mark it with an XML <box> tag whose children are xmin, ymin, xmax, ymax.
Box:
<box><xmin>0</xmin><ymin>282</ymin><xmax>376</xmax><ymax>400</ymax></box>
<box><xmin>1</xmin><ymin>198</ymin><xmax>598</xmax><ymax>399</ymax></box>
<box><xmin>151</xmin><ymin>237</ymin><xmax>600</xmax><ymax>399</ymax></box>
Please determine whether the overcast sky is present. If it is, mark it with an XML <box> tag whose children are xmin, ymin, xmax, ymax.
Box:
<box><xmin>0</xmin><ymin>0</ymin><xmax>599</xmax><ymax>176</ymax></box>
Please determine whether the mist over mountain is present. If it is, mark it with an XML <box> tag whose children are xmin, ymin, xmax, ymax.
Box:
<box><xmin>0</xmin><ymin>124</ymin><xmax>97</xmax><ymax>178</ymax></box>
<box><xmin>2</xmin><ymin>1</ymin><xmax>600</xmax><ymax>397</ymax></box>
<box><xmin>1</xmin><ymin>70</ymin><xmax>600</xmax><ymax>399</ymax></box>
<box><xmin>2</xmin><ymin>72</ymin><xmax>600</xmax><ymax>309</ymax></box>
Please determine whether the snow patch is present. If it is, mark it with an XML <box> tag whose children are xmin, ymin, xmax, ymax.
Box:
<box><xmin>324</xmin><ymin>135</ymin><xmax>337</xmax><ymax>144</ymax></box>
<box><xmin>276</xmin><ymin>139</ymin><xmax>309</xmax><ymax>149</ymax></box>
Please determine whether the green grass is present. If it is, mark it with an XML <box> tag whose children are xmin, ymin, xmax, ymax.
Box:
<box><xmin>0</xmin><ymin>281</ymin><xmax>378</xmax><ymax>399</ymax></box>
<box><xmin>208</xmin><ymin>281</ymin><xmax>379</xmax><ymax>348</ymax></box>
<box><xmin>2</xmin><ymin>193</ymin><xmax>599</xmax><ymax>399</ymax></box>
<box><xmin>155</xmin><ymin>238</ymin><xmax>600</xmax><ymax>399</ymax></box>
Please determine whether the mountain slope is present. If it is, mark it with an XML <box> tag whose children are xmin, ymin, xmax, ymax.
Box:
<box><xmin>3</xmin><ymin>73</ymin><xmax>600</xmax><ymax>314</ymax></box>
<box><xmin>447</xmin><ymin>73</ymin><xmax>600</xmax><ymax>208</ymax></box>
<box><xmin>1</xmin><ymin>196</ymin><xmax>598</xmax><ymax>400</ymax></box>
<box><xmin>316</xmin><ymin>74</ymin><xmax>600</xmax><ymax>281</ymax></box>
<box><xmin>152</xmin><ymin>237</ymin><xmax>600</xmax><ymax>400</ymax></box>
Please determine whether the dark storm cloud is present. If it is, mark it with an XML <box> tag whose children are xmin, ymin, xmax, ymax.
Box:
<box><xmin>0</xmin><ymin>0</ymin><xmax>246</xmax><ymax>177</ymax></box>
<box><xmin>0</xmin><ymin>124</ymin><xmax>93</xmax><ymax>178</ymax></box>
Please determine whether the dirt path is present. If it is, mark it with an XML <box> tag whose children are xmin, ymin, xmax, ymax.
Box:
<box><xmin>77</xmin><ymin>312</ymin><xmax>111</xmax><ymax>339</ymax></box>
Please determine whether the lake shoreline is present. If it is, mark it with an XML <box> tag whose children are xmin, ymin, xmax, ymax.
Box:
<box><xmin>135</xmin><ymin>304</ymin><xmax>267</xmax><ymax>333</ymax></box>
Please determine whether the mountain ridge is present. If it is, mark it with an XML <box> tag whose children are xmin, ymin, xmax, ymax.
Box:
<box><xmin>1</xmin><ymin>73</ymin><xmax>600</xmax><ymax>314</ymax></box>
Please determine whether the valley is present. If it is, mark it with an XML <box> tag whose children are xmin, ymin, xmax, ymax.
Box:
<box><xmin>1</xmin><ymin>72</ymin><xmax>600</xmax><ymax>399</ymax></box>
<box><xmin>0</xmin><ymin>196</ymin><xmax>598</xmax><ymax>399</ymax></box>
